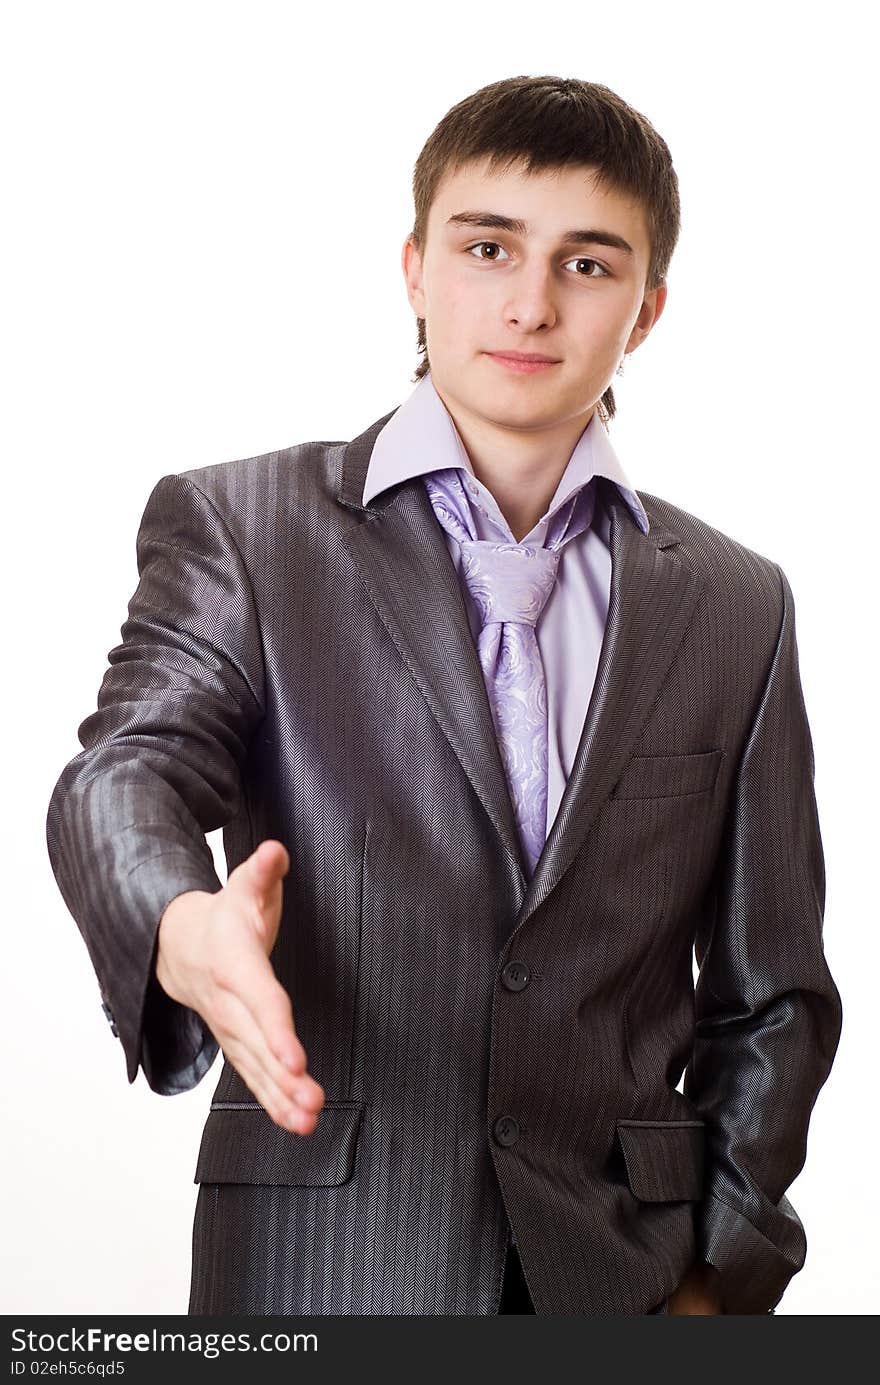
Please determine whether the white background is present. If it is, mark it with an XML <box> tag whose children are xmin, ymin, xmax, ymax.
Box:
<box><xmin>3</xmin><ymin>0</ymin><xmax>876</xmax><ymax>1315</ymax></box>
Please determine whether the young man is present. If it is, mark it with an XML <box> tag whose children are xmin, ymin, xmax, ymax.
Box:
<box><xmin>46</xmin><ymin>75</ymin><xmax>842</xmax><ymax>1316</ymax></box>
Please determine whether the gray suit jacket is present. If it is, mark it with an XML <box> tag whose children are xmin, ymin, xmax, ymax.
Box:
<box><xmin>46</xmin><ymin>405</ymin><xmax>842</xmax><ymax>1315</ymax></box>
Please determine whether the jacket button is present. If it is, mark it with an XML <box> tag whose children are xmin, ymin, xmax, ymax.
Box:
<box><xmin>493</xmin><ymin>1115</ymin><xmax>520</xmax><ymax>1147</ymax></box>
<box><xmin>501</xmin><ymin>960</ymin><xmax>530</xmax><ymax>991</ymax></box>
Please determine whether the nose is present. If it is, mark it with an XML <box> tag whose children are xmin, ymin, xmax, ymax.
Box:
<box><xmin>502</xmin><ymin>264</ymin><xmax>558</xmax><ymax>332</ymax></box>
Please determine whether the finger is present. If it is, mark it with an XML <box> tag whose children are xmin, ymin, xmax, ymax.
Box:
<box><xmin>212</xmin><ymin>939</ymin><xmax>310</xmax><ymax>1075</ymax></box>
<box><xmin>222</xmin><ymin>1037</ymin><xmax>318</xmax><ymax>1134</ymax></box>
<box><xmin>209</xmin><ymin>946</ymin><xmax>324</xmax><ymax>1108</ymax></box>
<box><xmin>211</xmin><ymin>987</ymin><xmax>322</xmax><ymax>1131</ymax></box>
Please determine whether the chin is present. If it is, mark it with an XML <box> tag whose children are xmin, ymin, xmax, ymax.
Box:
<box><xmin>477</xmin><ymin>397</ymin><xmax>566</xmax><ymax>431</ymax></box>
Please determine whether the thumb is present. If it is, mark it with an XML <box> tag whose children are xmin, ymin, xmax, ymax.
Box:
<box><xmin>231</xmin><ymin>840</ymin><xmax>290</xmax><ymax>949</ymax></box>
<box><xmin>249</xmin><ymin>838</ymin><xmax>290</xmax><ymax>882</ymax></box>
<box><xmin>230</xmin><ymin>838</ymin><xmax>290</xmax><ymax>900</ymax></box>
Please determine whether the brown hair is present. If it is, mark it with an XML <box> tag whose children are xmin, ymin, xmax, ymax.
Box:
<box><xmin>409</xmin><ymin>75</ymin><xmax>680</xmax><ymax>424</ymax></box>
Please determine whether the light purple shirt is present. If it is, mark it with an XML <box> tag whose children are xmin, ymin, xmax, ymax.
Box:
<box><xmin>363</xmin><ymin>371</ymin><xmax>649</xmax><ymax>842</ymax></box>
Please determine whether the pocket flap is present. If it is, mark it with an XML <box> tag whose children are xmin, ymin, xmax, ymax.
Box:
<box><xmin>194</xmin><ymin>1100</ymin><xmax>365</xmax><ymax>1186</ymax></box>
<box><xmin>610</xmin><ymin>750</ymin><xmax>724</xmax><ymax>800</ymax></box>
<box><xmin>615</xmin><ymin>1119</ymin><xmax>706</xmax><ymax>1201</ymax></box>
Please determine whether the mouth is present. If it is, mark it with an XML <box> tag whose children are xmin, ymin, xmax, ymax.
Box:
<box><xmin>485</xmin><ymin>351</ymin><xmax>561</xmax><ymax>374</ymax></box>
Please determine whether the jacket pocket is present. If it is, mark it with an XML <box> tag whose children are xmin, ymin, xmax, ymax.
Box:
<box><xmin>194</xmin><ymin>1099</ymin><xmax>365</xmax><ymax>1186</ymax></box>
<box><xmin>615</xmin><ymin>1118</ymin><xmax>706</xmax><ymax>1201</ymax></box>
<box><xmin>610</xmin><ymin>750</ymin><xmax>724</xmax><ymax>801</ymax></box>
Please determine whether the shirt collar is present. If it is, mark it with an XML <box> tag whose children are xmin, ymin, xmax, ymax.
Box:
<box><xmin>362</xmin><ymin>371</ymin><xmax>650</xmax><ymax>535</ymax></box>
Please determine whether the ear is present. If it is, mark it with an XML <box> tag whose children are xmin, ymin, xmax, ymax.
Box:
<box><xmin>626</xmin><ymin>281</ymin><xmax>668</xmax><ymax>353</ymax></box>
<box><xmin>402</xmin><ymin>235</ymin><xmax>427</xmax><ymax>317</ymax></box>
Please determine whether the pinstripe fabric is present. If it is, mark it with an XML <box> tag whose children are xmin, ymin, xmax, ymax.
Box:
<box><xmin>45</xmin><ymin>406</ymin><xmax>842</xmax><ymax>1315</ymax></box>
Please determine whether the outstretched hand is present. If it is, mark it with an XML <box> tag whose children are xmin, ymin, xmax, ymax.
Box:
<box><xmin>155</xmin><ymin>839</ymin><xmax>326</xmax><ymax>1134</ymax></box>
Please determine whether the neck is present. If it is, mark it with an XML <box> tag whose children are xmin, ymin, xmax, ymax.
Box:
<box><xmin>433</xmin><ymin>382</ymin><xmax>596</xmax><ymax>542</ymax></box>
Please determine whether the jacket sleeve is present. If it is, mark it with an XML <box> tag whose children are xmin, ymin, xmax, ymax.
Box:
<box><xmin>684</xmin><ymin>561</ymin><xmax>842</xmax><ymax>1314</ymax></box>
<box><xmin>45</xmin><ymin>472</ymin><xmax>266</xmax><ymax>1095</ymax></box>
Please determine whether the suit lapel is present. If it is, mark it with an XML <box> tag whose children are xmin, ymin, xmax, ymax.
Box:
<box><xmin>519</xmin><ymin>483</ymin><xmax>703</xmax><ymax>928</ymax></box>
<box><xmin>337</xmin><ymin>410</ymin><xmax>530</xmax><ymax>899</ymax></box>
<box><xmin>335</xmin><ymin>410</ymin><xmax>704</xmax><ymax>929</ymax></box>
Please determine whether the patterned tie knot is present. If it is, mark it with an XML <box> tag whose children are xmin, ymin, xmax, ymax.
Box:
<box><xmin>458</xmin><ymin>539</ymin><xmax>561</xmax><ymax>629</ymax></box>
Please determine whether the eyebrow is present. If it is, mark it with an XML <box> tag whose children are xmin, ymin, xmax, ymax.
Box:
<box><xmin>445</xmin><ymin>210</ymin><xmax>634</xmax><ymax>256</ymax></box>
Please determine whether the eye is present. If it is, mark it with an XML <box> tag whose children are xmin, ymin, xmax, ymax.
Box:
<box><xmin>464</xmin><ymin>241</ymin><xmax>610</xmax><ymax>277</ymax></box>
<box><xmin>465</xmin><ymin>240</ymin><xmax>511</xmax><ymax>262</ymax></box>
<box><xmin>563</xmin><ymin>256</ymin><xmax>611</xmax><ymax>278</ymax></box>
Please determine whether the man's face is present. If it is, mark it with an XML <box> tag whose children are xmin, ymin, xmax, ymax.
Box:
<box><xmin>402</xmin><ymin>158</ymin><xmax>665</xmax><ymax>432</ymax></box>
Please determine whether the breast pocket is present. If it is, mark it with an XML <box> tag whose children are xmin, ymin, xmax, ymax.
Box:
<box><xmin>609</xmin><ymin>749</ymin><xmax>724</xmax><ymax>802</ymax></box>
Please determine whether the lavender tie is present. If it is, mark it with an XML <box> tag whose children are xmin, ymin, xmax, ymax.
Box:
<box><xmin>423</xmin><ymin>469</ymin><xmax>597</xmax><ymax>877</ymax></box>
